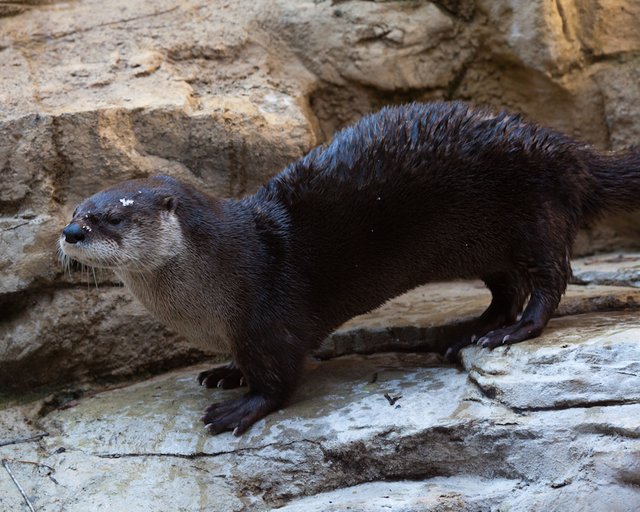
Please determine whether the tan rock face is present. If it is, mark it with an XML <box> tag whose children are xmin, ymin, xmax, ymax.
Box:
<box><xmin>1</xmin><ymin>0</ymin><xmax>640</xmax><ymax>390</ymax></box>
<box><xmin>0</xmin><ymin>287</ymin><xmax>214</xmax><ymax>389</ymax></box>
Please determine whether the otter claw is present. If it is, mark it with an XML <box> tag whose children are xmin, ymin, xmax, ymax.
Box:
<box><xmin>198</xmin><ymin>364</ymin><xmax>245</xmax><ymax>389</ymax></box>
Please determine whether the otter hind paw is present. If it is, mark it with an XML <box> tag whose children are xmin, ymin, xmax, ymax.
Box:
<box><xmin>477</xmin><ymin>318</ymin><xmax>544</xmax><ymax>349</ymax></box>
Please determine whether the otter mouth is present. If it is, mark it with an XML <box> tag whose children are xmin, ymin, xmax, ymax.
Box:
<box><xmin>58</xmin><ymin>236</ymin><xmax>119</xmax><ymax>270</ymax></box>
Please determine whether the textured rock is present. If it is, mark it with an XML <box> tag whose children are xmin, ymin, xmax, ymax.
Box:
<box><xmin>1</xmin><ymin>346</ymin><xmax>639</xmax><ymax>510</ymax></box>
<box><xmin>593</xmin><ymin>59</ymin><xmax>640</xmax><ymax>150</ymax></box>
<box><xmin>477</xmin><ymin>0</ymin><xmax>581</xmax><ymax>76</ymax></box>
<box><xmin>0</xmin><ymin>287</ymin><xmax>218</xmax><ymax>390</ymax></box>
<box><xmin>0</xmin><ymin>0</ymin><xmax>320</xmax><ymax>387</ymax></box>
<box><xmin>572</xmin><ymin>252</ymin><xmax>640</xmax><ymax>287</ymax></box>
<box><xmin>573</xmin><ymin>0</ymin><xmax>640</xmax><ymax>57</ymax></box>
<box><xmin>278</xmin><ymin>478</ymin><xmax>519</xmax><ymax>512</ymax></box>
<box><xmin>462</xmin><ymin>311</ymin><xmax>640</xmax><ymax>410</ymax></box>
<box><xmin>315</xmin><ymin>280</ymin><xmax>640</xmax><ymax>358</ymax></box>
<box><xmin>265</xmin><ymin>0</ymin><xmax>471</xmax><ymax>91</ymax></box>
<box><xmin>0</xmin><ymin>212</ymin><xmax>57</xmax><ymax>295</ymax></box>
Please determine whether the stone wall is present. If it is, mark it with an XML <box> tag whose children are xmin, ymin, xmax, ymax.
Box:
<box><xmin>1</xmin><ymin>0</ymin><xmax>639</xmax><ymax>390</ymax></box>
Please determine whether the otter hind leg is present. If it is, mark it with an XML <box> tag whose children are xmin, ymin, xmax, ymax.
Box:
<box><xmin>197</xmin><ymin>362</ymin><xmax>246</xmax><ymax>389</ymax></box>
<box><xmin>477</xmin><ymin>250</ymin><xmax>571</xmax><ymax>349</ymax></box>
<box><xmin>477</xmin><ymin>288</ymin><xmax>560</xmax><ymax>349</ymax></box>
<box><xmin>445</xmin><ymin>272</ymin><xmax>530</xmax><ymax>361</ymax></box>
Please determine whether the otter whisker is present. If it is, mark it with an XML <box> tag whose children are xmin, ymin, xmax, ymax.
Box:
<box><xmin>57</xmin><ymin>244</ymin><xmax>72</xmax><ymax>276</ymax></box>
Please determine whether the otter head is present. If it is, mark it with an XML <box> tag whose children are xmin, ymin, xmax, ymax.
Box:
<box><xmin>59</xmin><ymin>176</ymin><xmax>184</xmax><ymax>273</ymax></box>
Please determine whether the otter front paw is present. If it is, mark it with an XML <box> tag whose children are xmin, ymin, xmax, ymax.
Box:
<box><xmin>197</xmin><ymin>363</ymin><xmax>246</xmax><ymax>389</ymax></box>
<box><xmin>202</xmin><ymin>393</ymin><xmax>278</xmax><ymax>436</ymax></box>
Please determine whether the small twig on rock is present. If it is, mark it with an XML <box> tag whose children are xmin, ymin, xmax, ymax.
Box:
<box><xmin>2</xmin><ymin>221</ymin><xmax>30</xmax><ymax>232</ymax></box>
<box><xmin>0</xmin><ymin>433</ymin><xmax>49</xmax><ymax>448</ymax></box>
<box><xmin>2</xmin><ymin>459</ymin><xmax>36</xmax><ymax>512</ymax></box>
<box><xmin>9</xmin><ymin>459</ymin><xmax>58</xmax><ymax>485</ymax></box>
<box><xmin>383</xmin><ymin>393</ymin><xmax>402</xmax><ymax>406</ymax></box>
<box><xmin>12</xmin><ymin>460</ymin><xmax>55</xmax><ymax>473</ymax></box>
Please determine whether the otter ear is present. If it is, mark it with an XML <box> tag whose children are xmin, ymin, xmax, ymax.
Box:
<box><xmin>163</xmin><ymin>196</ymin><xmax>177</xmax><ymax>213</ymax></box>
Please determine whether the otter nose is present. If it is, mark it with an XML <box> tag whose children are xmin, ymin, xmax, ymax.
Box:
<box><xmin>63</xmin><ymin>223</ymin><xmax>85</xmax><ymax>244</ymax></box>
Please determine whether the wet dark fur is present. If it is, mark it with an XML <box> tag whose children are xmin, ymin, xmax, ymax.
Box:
<box><xmin>65</xmin><ymin>102</ymin><xmax>640</xmax><ymax>435</ymax></box>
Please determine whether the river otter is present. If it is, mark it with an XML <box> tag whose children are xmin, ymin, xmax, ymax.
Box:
<box><xmin>59</xmin><ymin>102</ymin><xmax>640</xmax><ymax>435</ymax></box>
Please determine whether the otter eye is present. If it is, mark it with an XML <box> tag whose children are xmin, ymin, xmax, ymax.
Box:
<box><xmin>107</xmin><ymin>217</ymin><xmax>122</xmax><ymax>226</ymax></box>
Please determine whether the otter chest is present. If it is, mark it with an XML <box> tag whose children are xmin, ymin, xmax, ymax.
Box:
<box><xmin>116</xmin><ymin>270</ymin><xmax>232</xmax><ymax>353</ymax></box>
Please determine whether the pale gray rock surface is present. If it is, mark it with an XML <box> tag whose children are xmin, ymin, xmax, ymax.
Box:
<box><xmin>1</xmin><ymin>354</ymin><xmax>639</xmax><ymax>510</ymax></box>
<box><xmin>572</xmin><ymin>252</ymin><xmax>640</xmax><ymax>287</ymax></box>
<box><xmin>463</xmin><ymin>311</ymin><xmax>640</xmax><ymax>410</ymax></box>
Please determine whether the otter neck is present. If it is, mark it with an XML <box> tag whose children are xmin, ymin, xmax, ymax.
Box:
<box><xmin>116</xmin><ymin>200</ymin><xmax>260</xmax><ymax>352</ymax></box>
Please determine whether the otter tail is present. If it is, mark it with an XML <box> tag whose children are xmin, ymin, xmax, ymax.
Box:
<box><xmin>586</xmin><ymin>147</ymin><xmax>640</xmax><ymax>220</ymax></box>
